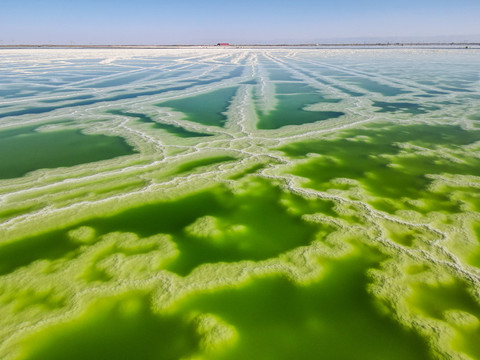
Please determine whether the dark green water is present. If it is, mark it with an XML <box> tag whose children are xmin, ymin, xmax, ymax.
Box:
<box><xmin>280</xmin><ymin>123</ymin><xmax>480</xmax><ymax>214</ymax></box>
<box><xmin>0</xmin><ymin>68</ymin><xmax>243</xmax><ymax>120</ymax></box>
<box><xmin>107</xmin><ymin>110</ymin><xmax>212</xmax><ymax>137</ymax></box>
<box><xmin>0</xmin><ymin>126</ymin><xmax>136</xmax><ymax>179</ymax></box>
<box><xmin>164</xmin><ymin>180</ymin><xmax>334</xmax><ymax>275</ymax></box>
<box><xmin>18</xmin><ymin>293</ymin><xmax>201</xmax><ymax>360</ymax></box>
<box><xmin>175</xmin><ymin>156</ymin><xmax>236</xmax><ymax>174</ymax></box>
<box><xmin>0</xmin><ymin>229</ymin><xmax>77</xmax><ymax>275</ymax></box>
<box><xmin>228</xmin><ymin>164</ymin><xmax>266</xmax><ymax>180</ymax></box>
<box><xmin>158</xmin><ymin>87</ymin><xmax>238</xmax><ymax>127</ymax></box>
<box><xmin>256</xmin><ymin>93</ymin><xmax>344</xmax><ymax>129</ymax></box>
<box><xmin>0</xmin><ymin>180</ymin><xmax>336</xmax><ymax>276</ymax></box>
<box><xmin>17</xmin><ymin>246</ymin><xmax>433</xmax><ymax>360</ymax></box>
<box><xmin>173</xmin><ymin>247</ymin><xmax>432</xmax><ymax>360</ymax></box>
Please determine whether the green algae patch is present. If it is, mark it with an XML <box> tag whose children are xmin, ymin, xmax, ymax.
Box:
<box><xmin>0</xmin><ymin>204</ymin><xmax>42</xmax><ymax>222</ymax></box>
<box><xmin>107</xmin><ymin>110</ymin><xmax>212</xmax><ymax>138</ymax></box>
<box><xmin>173</xmin><ymin>249</ymin><xmax>432</xmax><ymax>360</ymax></box>
<box><xmin>84</xmin><ymin>190</ymin><xmax>222</xmax><ymax>238</ymax></box>
<box><xmin>157</xmin><ymin>87</ymin><xmax>238</xmax><ymax>127</ymax></box>
<box><xmin>408</xmin><ymin>279</ymin><xmax>480</xmax><ymax>359</ymax></box>
<box><xmin>280</xmin><ymin>123</ymin><xmax>480</xmax><ymax>214</ymax></box>
<box><xmin>228</xmin><ymin>163</ymin><xmax>266</xmax><ymax>180</ymax></box>
<box><xmin>6</xmin><ymin>287</ymin><xmax>66</xmax><ymax>314</ymax></box>
<box><xmin>175</xmin><ymin>156</ymin><xmax>236</xmax><ymax>174</ymax></box>
<box><xmin>468</xmin><ymin>222</ymin><xmax>480</xmax><ymax>268</ymax></box>
<box><xmin>381</xmin><ymin>220</ymin><xmax>437</xmax><ymax>247</ymax></box>
<box><xmin>166</xmin><ymin>180</ymin><xmax>335</xmax><ymax>275</ymax></box>
<box><xmin>89</xmin><ymin>179</ymin><xmax>335</xmax><ymax>276</ymax></box>
<box><xmin>451</xmin><ymin>321</ymin><xmax>480</xmax><ymax>360</ymax></box>
<box><xmin>77</xmin><ymin>233</ymin><xmax>178</xmax><ymax>283</ymax></box>
<box><xmin>468</xmin><ymin>114</ymin><xmax>480</xmax><ymax>121</ymax></box>
<box><xmin>17</xmin><ymin>293</ymin><xmax>202</xmax><ymax>360</ymax></box>
<box><xmin>408</xmin><ymin>280</ymin><xmax>480</xmax><ymax>321</ymax></box>
<box><xmin>3</xmin><ymin>180</ymin><xmax>336</xmax><ymax>277</ymax></box>
<box><xmin>0</xmin><ymin>230</ymin><xmax>79</xmax><ymax>275</ymax></box>
<box><xmin>0</xmin><ymin>127</ymin><xmax>135</xmax><ymax>179</ymax></box>
<box><xmin>256</xmin><ymin>93</ymin><xmax>344</xmax><ymax>129</ymax></box>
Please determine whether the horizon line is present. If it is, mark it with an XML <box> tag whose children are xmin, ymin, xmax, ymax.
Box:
<box><xmin>1</xmin><ymin>42</ymin><xmax>480</xmax><ymax>49</ymax></box>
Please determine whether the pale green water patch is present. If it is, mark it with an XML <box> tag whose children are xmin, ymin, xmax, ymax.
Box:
<box><xmin>40</xmin><ymin>95</ymin><xmax>95</xmax><ymax>103</ymax></box>
<box><xmin>438</xmin><ymin>86</ymin><xmax>474</xmax><ymax>93</ymax></box>
<box><xmin>290</xmin><ymin>67</ymin><xmax>365</xmax><ymax>97</ymax></box>
<box><xmin>342</xmin><ymin>76</ymin><xmax>409</xmax><ymax>97</ymax></box>
<box><xmin>158</xmin><ymin>87</ymin><xmax>238</xmax><ymax>127</ymax></box>
<box><xmin>334</xmin><ymin>86</ymin><xmax>365</xmax><ymax>97</ymax></box>
<box><xmin>0</xmin><ymin>78</ymin><xmax>238</xmax><ymax>120</ymax></box>
<box><xmin>80</xmin><ymin>71</ymin><xmax>154</xmax><ymax>88</ymax></box>
<box><xmin>372</xmin><ymin>101</ymin><xmax>439</xmax><ymax>115</ymax></box>
<box><xmin>274</xmin><ymin>82</ymin><xmax>326</xmax><ymax>95</ymax></box>
<box><xmin>425</xmin><ymin>90</ymin><xmax>449</xmax><ymax>95</ymax></box>
<box><xmin>150</xmin><ymin>69</ymin><xmax>190</xmax><ymax>80</ymax></box>
<box><xmin>266</xmin><ymin>68</ymin><xmax>299</xmax><ymax>81</ymax></box>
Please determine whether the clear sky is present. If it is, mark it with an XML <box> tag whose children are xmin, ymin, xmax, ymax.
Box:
<box><xmin>1</xmin><ymin>0</ymin><xmax>479</xmax><ymax>44</ymax></box>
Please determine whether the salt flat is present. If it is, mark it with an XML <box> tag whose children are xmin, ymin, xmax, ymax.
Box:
<box><xmin>1</xmin><ymin>48</ymin><xmax>480</xmax><ymax>360</ymax></box>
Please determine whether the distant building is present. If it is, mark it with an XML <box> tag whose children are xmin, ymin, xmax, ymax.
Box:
<box><xmin>216</xmin><ymin>43</ymin><xmax>230</xmax><ymax>46</ymax></box>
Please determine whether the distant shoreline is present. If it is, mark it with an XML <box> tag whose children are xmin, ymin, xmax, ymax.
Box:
<box><xmin>1</xmin><ymin>43</ymin><xmax>479</xmax><ymax>50</ymax></box>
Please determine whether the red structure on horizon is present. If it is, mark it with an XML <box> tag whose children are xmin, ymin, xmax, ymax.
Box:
<box><xmin>216</xmin><ymin>43</ymin><xmax>230</xmax><ymax>46</ymax></box>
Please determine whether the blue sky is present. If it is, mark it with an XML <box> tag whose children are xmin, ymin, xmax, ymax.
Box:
<box><xmin>1</xmin><ymin>0</ymin><xmax>479</xmax><ymax>44</ymax></box>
